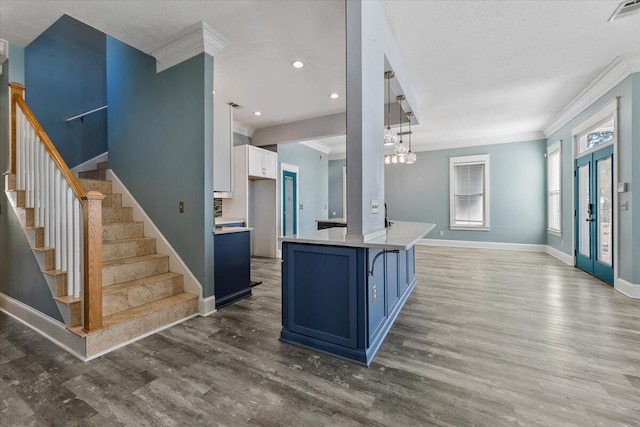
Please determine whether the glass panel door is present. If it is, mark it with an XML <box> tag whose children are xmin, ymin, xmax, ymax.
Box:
<box><xmin>575</xmin><ymin>146</ymin><xmax>613</xmax><ymax>284</ymax></box>
<box><xmin>282</xmin><ymin>170</ymin><xmax>297</xmax><ymax>236</ymax></box>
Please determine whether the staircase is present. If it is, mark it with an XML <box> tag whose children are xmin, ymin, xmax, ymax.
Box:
<box><xmin>67</xmin><ymin>162</ymin><xmax>198</xmax><ymax>356</ymax></box>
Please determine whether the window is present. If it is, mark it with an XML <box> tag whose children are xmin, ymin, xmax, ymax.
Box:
<box><xmin>547</xmin><ymin>141</ymin><xmax>561</xmax><ymax>235</ymax></box>
<box><xmin>449</xmin><ymin>154</ymin><xmax>490</xmax><ymax>230</ymax></box>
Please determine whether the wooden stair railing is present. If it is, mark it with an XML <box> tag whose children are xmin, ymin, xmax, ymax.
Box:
<box><xmin>7</xmin><ymin>82</ymin><xmax>104</xmax><ymax>332</ymax></box>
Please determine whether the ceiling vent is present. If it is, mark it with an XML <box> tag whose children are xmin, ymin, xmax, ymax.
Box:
<box><xmin>609</xmin><ymin>0</ymin><xmax>640</xmax><ymax>21</ymax></box>
<box><xmin>227</xmin><ymin>102</ymin><xmax>241</xmax><ymax>109</ymax></box>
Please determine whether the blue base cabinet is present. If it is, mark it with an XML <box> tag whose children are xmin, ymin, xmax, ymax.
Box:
<box><xmin>280</xmin><ymin>242</ymin><xmax>416</xmax><ymax>365</ymax></box>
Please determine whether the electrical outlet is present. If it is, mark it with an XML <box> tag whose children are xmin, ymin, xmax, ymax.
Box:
<box><xmin>439</xmin><ymin>230</ymin><xmax>444</xmax><ymax>236</ymax></box>
<box><xmin>370</xmin><ymin>199</ymin><xmax>379</xmax><ymax>214</ymax></box>
<box><xmin>299</xmin><ymin>203</ymin><xmax>304</xmax><ymax>210</ymax></box>
<box><xmin>372</xmin><ymin>284</ymin><xmax>377</xmax><ymax>301</ymax></box>
<box><xmin>179</xmin><ymin>202</ymin><xmax>184</xmax><ymax>213</ymax></box>
<box><xmin>332</xmin><ymin>211</ymin><xmax>336</xmax><ymax>216</ymax></box>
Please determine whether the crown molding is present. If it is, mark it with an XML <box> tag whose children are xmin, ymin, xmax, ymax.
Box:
<box><xmin>411</xmin><ymin>131</ymin><xmax>545</xmax><ymax>153</ymax></box>
<box><xmin>543</xmin><ymin>53</ymin><xmax>640</xmax><ymax>137</ymax></box>
<box><xmin>233</xmin><ymin>122</ymin><xmax>254</xmax><ymax>137</ymax></box>
<box><xmin>149</xmin><ymin>22</ymin><xmax>230</xmax><ymax>73</ymax></box>
<box><xmin>298</xmin><ymin>140</ymin><xmax>332</xmax><ymax>154</ymax></box>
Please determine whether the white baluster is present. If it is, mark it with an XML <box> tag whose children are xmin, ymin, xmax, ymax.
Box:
<box><xmin>34</xmin><ymin>137</ymin><xmax>40</xmax><ymax>226</ymax></box>
<box><xmin>55</xmin><ymin>169</ymin><xmax>61</xmax><ymax>271</ymax></box>
<box><xmin>16</xmin><ymin>112</ymin><xmax>22</xmax><ymax>189</ymax></box>
<box><xmin>66</xmin><ymin>187</ymin><xmax>73</xmax><ymax>297</ymax></box>
<box><xmin>61</xmin><ymin>180</ymin><xmax>68</xmax><ymax>279</ymax></box>
<box><xmin>74</xmin><ymin>198</ymin><xmax>81</xmax><ymax>298</ymax></box>
<box><xmin>26</xmin><ymin>128</ymin><xmax>31</xmax><ymax>207</ymax></box>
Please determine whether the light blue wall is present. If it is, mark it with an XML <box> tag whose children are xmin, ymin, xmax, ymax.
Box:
<box><xmin>385</xmin><ymin>139</ymin><xmax>547</xmax><ymax>244</ymax></box>
<box><xmin>106</xmin><ymin>37</ymin><xmax>214</xmax><ymax>297</ymax></box>
<box><xmin>329</xmin><ymin>159</ymin><xmax>346</xmax><ymax>218</ymax></box>
<box><xmin>546</xmin><ymin>75</ymin><xmax>636</xmax><ymax>283</ymax></box>
<box><xmin>278</xmin><ymin>143</ymin><xmax>329</xmax><ymax>233</ymax></box>
<box><xmin>0</xmin><ymin>47</ymin><xmax>63</xmax><ymax>321</ymax></box>
<box><xmin>24</xmin><ymin>15</ymin><xmax>107</xmax><ymax>168</ymax></box>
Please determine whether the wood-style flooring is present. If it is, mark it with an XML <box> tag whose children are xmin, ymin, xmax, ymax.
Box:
<box><xmin>1</xmin><ymin>246</ymin><xmax>639</xmax><ymax>426</ymax></box>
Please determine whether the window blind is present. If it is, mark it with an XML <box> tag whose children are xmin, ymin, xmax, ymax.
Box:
<box><xmin>454</xmin><ymin>163</ymin><xmax>485</xmax><ymax>226</ymax></box>
<box><xmin>548</xmin><ymin>148</ymin><xmax>561</xmax><ymax>232</ymax></box>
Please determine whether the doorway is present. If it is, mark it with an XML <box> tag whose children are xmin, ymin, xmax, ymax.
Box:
<box><xmin>282</xmin><ymin>169</ymin><xmax>298</xmax><ymax>236</ymax></box>
<box><xmin>575</xmin><ymin>146</ymin><xmax>614</xmax><ymax>284</ymax></box>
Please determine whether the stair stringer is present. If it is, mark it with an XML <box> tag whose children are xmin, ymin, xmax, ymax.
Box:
<box><xmin>105</xmin><ymin>170</ymin><xmax>211</xmax><ymax>315</ymax></box>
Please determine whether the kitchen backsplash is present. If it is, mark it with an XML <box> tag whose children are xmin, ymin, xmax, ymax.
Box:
<box><xmin>214</xmin><ymin>198</ymin><xmax>223</xmax><ymax>218</ymax></box>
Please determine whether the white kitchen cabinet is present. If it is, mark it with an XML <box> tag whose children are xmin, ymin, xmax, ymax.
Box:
<box><xmin>213</xmin><ymin>96</ymin><xmax>233</xmax><ymax>193</ymax></box>
<box><xmin>248</xmin><ymin>145</ymin><xmax>277</xmax><ymax>180</ymax></box>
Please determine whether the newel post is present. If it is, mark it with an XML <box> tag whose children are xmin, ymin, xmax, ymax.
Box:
<box><xmin>82</xmin><ymin>191</ymin><xmax>105</xmax><ymax>332</ymax></box>
<box><xmin>8</xmin><ymin>82</ymin><xmax>26</xmax><ymax>174</ymax></box>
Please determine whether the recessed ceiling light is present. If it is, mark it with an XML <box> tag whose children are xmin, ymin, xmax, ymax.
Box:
<box><xmin>291</xmin><ymin>60</ymin><xmax>304</xmax><ymax>69</ymax></box>
<box><xmin>253</xmin><ymin>111</ymin><xmax>262</xmax><ymax>116</ymax></box>
<box><xmin>329</xmin><ymin>93</ymin><xmax>339</xmax><ymax>99</ymax></box>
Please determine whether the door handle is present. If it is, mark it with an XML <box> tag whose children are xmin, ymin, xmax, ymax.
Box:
<box><xmin>586</xmin><ymin>218</ymin><xmax>595</xmax><ymax>222</ymax></box>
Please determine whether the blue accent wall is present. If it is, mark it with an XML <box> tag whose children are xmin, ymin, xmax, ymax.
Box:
<box><xmin>106</xmin><ymin>36</ymin><xmax>214</xmax><ymax>297</ymax></box>
<box><xmin>24</xmin><ymin>15</ymin><xmax>107</xmax><ymax>168</ymax></box>
<box><xmin>546</xmin><ymin>75</ymin><xmax>636</xmax><ymax>283</ymax></box>
<box><xmin>385</xmin><ymin>139</ymin><xmax>548</xmax><ymax>244</ymax></box>
<box><xmin>0</xmin><ymin>46</ymin><xmax>63</xmax><ymax>321</ymax></box>
<box><xmin>277</xmin><ymin>143</ymin><xmax>329</xmax><ymax>233</ymax></box>
<box><xmin>329</xmin><ymin>159</ymin><xmax>346</xmax><ymax>218</ymax></box>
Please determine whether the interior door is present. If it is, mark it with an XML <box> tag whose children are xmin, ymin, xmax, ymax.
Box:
<box><xmin>283</xmin><ymin>170</ymin><xmax>297</xmax><ymax>236</ymax></box>
<box><xmin>575</xmin><ymin>146</ymin><xmax>613</xmax><ymax>284</ymax></box>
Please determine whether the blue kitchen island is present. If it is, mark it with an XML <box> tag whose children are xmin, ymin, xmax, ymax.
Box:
<box><xmin>280</xmin><ymin>221</ymin><xmax>435</xmax><ymax>365</ymax></box>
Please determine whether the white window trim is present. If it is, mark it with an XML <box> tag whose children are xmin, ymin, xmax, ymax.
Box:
<box><xmin>449</xmin><ymin>154</ymin><xmax>490</xmax><ymax>231</ymax></box>
<box><xmin>572</xmin><ymin>98</ymin><xmax>617</xmax><ymax>158</ymax></box>
<box><xmin>547</xmin><ymin>140</ymin><xmax>562</xmax><ymax>236</ymax></box>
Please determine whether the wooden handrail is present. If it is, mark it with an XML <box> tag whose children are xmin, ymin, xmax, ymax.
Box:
<box><xmin>10</xmin><ymin>84</ymin><xmax>86</xmax><ymax>200</ymax></box>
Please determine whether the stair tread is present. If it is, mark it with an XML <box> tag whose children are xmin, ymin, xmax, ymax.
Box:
<box><xmin>103</xmin><ymin>236</ymin><xmax>155</xmax><ymax>246</ymax></box>
<box><xmin>53</xmin><ymin>295</ymin><xmax>80</xmax><ymax>305</ymax></box>
<box><xmin>102</xmin><ymin>253</ymin><xmax>168</xmax><ymax>268</ymax></box>
<box><xmin>69</xmin><ymin>292</ymin><xmax>198</xmax><ymax>336</ymax></box>
<box><xmin>103</xmin><ymin>221</ymin><xmax>143</xmax><ymax>226</ymax></box>
<box><xmin>78</xmin><ymin>177</ymin><xmax>111</xmax><ymax>183</ymax></box>
<box><xmin>43</xmin><ymin>269</ymin><xmax>66</xmax><ymax>277</ymax></box>
<box><xmin>32</xmin><ymin>247</ymin><xmax>54</xmax><ymax>252</ymax></box>
<box><xmin>102</xmin><ymin>272</ymin><xmax>182</xmax><ymax>295</ymax></box>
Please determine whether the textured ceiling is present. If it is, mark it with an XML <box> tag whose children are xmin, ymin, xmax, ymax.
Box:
<box><xmin>1</xmin><ymin>1</ymin><xmax>639</xmax><ymax>151</ymax></box>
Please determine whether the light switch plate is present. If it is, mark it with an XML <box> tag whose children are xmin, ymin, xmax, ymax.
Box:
<box><xmin>370</xmin><ymin>199</ymin><xmax>379</xmax><ymax>214</ymax></box>
<box><xmin>617</xmin><ymin>182</ymin><xmax>628</xmax><ymax>193</ymax></box>
<box><xmin>620</xmin><ymin>201</ymin><xmax>629</xmax><ymax>211</ymax></box>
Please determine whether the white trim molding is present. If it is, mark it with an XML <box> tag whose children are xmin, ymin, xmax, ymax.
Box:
<box><xmin>198</xmin><ymin>295</ymin><xmax>217</xmax><ymax>317</ymax></box>
<box><xmin>70</xmin><ymin>151</ymin><xmax>109</xmax><ymax>175</ymax></box>
<box><xmin>150</xmin><ymin>21</ymin><xmax>230</xmax><ymax>73</ymax></box>
<box><xmin>544</xmin><ymin>54</ymin><xmax>640</xmax><ymax>137</ymax></box>
<box><xmin>0</xmin><ymin>292</ymin><xmax>87</xmax><ymax>360</ymax></box>
<box><xmin>544</xmin><ymin>245</ymin><xmax>574</xmax><ymax>266</ymax></box>
<box><xmin>233</xmin><ymin>122</ymin><xmax>254</xmax><ymax>138</ymax></box>
<box><xmin>615</xmin><ymin>278</ymin><xmax>640</xmax><ymax>299</ymax></box>
<box><xmin>412</xmin><ymin>131</ymin><xmax>545</xmax><ymax>153</ymax></box>
<box><xmin>106</xmin><ymin>170</ymin><xmax>205</xmax><ymax>309</ymax></box>
<box><xmin>418</xmin><ymin>239</ymin><xmax>546</xmax><ymax>253</ymax></box>
<box><xmin>298</xmin><ymin>139</ymin><xmax>332</xmax><ymax>155</ymax></box>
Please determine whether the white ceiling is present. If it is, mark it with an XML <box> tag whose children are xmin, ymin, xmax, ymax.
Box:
<box><xmin>1</xmin><ymin>1</ymin><xmax>639</xmax><ymax>152</ymax></box>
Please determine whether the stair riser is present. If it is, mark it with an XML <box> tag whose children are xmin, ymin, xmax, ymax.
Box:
<box><xmin>103</xmin><ymin>276</ymin><xmax>184</xmax><ymax>317</ymax></box>
<box><xmin>15</xmin><ymin>207</ymin><xmax>34</xmax><ymax>227</ymax></box>
<box><xmin>32</xmin><ymin>248</ymin><xmax>55</xmax><ymax>271</ymax></box>
<box><xmin>102</xmin><ymin>194</ymin><xmax>122</xmax><ymax>208</ymax></box>
<box><xmin>85</xmin><ymin>297</ymin><xmax>198</xmax><ymax>356</ymax></box>
<box><xmin>54</xmin><ymin>299</ymin><xmax>80</xmax><ymax>327</ymax></box>
<box><xmin>24</xmin><ymin>227</ymin><xmax>44</xmax><ymax>247</ymax></box>
<box><xmin>78</xmin><ymin>179</ymin><xmax>112</xmax><ymax>195</ymax></box>
<box><xmin>102</xmin><ymin>223</ymin><xmax>144</xmax><ymax>240</ymax></box>
<box><xmin>6</xmin><ymin>190</ymin><xmax>25</xmax><ymax>208</ymax></box>
<box><xmin>102</xmin><ymin>207</ymin><xmax>133</xmax><ymax>224</ymax></box>
<box><xmin>102</xmin><ymin>257</ymin><xmax>169</xmax><ymax>286</ymax></box>
<box><xmin>43</xmin><ymin>272</ymin><xmax>66</xmax><ymax>297</ymax></box>
<box><xmin>102</xmin><ymin>238</ymin><xmax>156</xmax><ymax>262</ymax></box>
<box><xmin>97</xmin><ymin>161</ymin><xmax>109</xmax><ymax>170</ymax></box>
<box><xmin>5</xmin><ymin>173</ymin><xmax>16</xmax><ymax>191</ymax></box>
<box><xmin>79</xmin><ymin>169</ymin><xmax>107</xmax><ymax>180</ymax></box>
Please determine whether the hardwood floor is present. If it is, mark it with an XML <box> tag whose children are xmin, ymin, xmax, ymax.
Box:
<box><xmin>1</xmin><ymin>246</ymin><xmax>639</xmax><ymax>426</ymax></box>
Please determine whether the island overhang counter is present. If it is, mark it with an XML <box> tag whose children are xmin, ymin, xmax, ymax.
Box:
<box><xmin>279</xmin><ymin>221</ymin><xmax>435</xmax><ymax>365</ymax></box>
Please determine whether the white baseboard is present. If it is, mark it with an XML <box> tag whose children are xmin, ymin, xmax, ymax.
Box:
<box><xmin>198</xmin><ymin>295</ymin><xmax>217</xmax><ymax>317</ymax></box>
<box><xmin>85</xmin><ymin>313</ymin><xmax>199</xmax><ymax>361</ymax></box>
<box><xmin>615</xmin><ymin>278</ymin><xmax>640</xmax><ymax>299</ymax></box>
<box><xmin>0</xmin><ymin>292</ymin><xmax>86</xmax><ymax>360</ymax></box>
<box><xmin>419</xmin><ymin>239</ymin><xmax>546</xmax><ymax>252</ymax></box>
<box><xmin>106</xmin><ymin>170</ymin><xmax>205</xmax><ymax>304</ymax></box>
<box><xmin>70</xmin><ymin>151</ymin><xmax>109</xmax><ymax>175</ymax></box>
<box><xmin>544</xmin><ymin>245</ymin><xmax>574</xmax><ymax>266</ymax></box>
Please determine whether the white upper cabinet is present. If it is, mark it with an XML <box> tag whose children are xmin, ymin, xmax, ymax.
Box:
<box><xmin>248</xmin><ymin>145</ymin><xmax>277</xmax><ymax>180</ymax></box>
<box><xmin>214</xmin><ymin>95</ymin><xmax>233</xmax><ymax>193</ymax></box>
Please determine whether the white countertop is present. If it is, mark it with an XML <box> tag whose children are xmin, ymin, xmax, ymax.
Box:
<box><xmin>214</xmin><ymin>226</ymin><xmax>253</xmax><ymax>235</ymax></box>
<box><xmin>279</xmin><ymin>221</ymin><xmax>435</xmax><ymax>250</ymax></box>
<box><xmin>215</xmin><ymin>217</ymin><xmax>245</xmax><ymax>226</ymax></box>
<box><xmin>315</xmin><ymin>218</ymin><xmax>347</xmax><ymax>224</ymax></box>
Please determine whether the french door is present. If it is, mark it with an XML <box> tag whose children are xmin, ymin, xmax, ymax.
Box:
<box><xmin>575</xmin><ymin>146</ymin><xmax>613</xmax><ymax>284</ymax></box>
<box><xmin>282</xmin><ymin>170</ymin><xmax>297</xmax><ymax>236</ymax></box>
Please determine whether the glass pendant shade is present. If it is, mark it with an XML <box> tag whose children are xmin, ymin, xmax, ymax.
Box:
<box><xmin>398</xmin><ymin>154</ymin><xmax>406</xmax><ymax>163</ymax></box>
<box><xmin>384</xmin><ymin>127</ymin><xmax>397</xmax><ymax>145</ymax></box>
<box><xmin>391</xmin><ymin>155</ymin><xmax>398</xmax><ymax>164</ymax></box>
<box><xmin>405</xmin><ymin>151</ymin><xmax>417</xmax><ymax>164</ymax></box>
<box><xmin>384</xmin><ymin>155</ymin><xmax>391</xmax><ymax>164</ymax></box>
<box><xmin>395</xmin><ymin>139</ymin><xmax>409</xmax><ymax>155</ymax></box>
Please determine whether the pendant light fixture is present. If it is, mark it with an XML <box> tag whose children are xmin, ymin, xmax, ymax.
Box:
<box><xmin>394</xmin><ymin>95</ymin><xmax>408</xmax><ymax>156</ymax></box>
<box><xmin>405</xmin><ymin>111</ymin><xmax>417</xmax><ymax>164</ymax></box>
<box><xmin>383</xmin><ymin>71</ymin><xmax>397</xmax><ymax>146</ymax></box>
